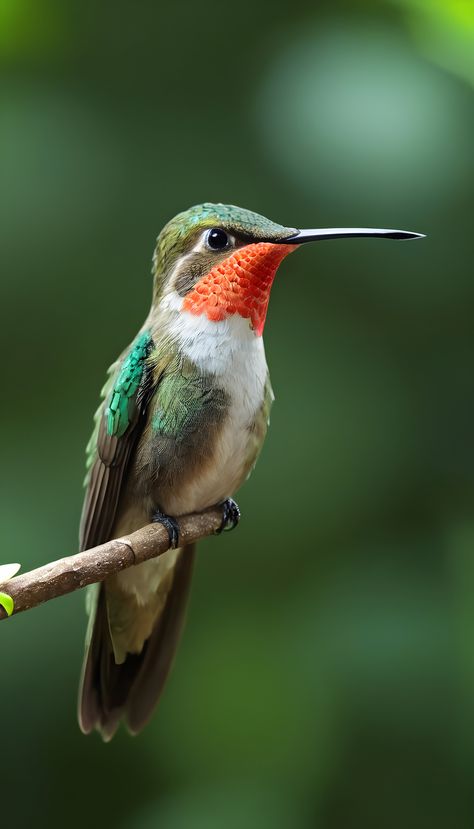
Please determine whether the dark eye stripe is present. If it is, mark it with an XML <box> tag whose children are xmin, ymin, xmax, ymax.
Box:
<box><xmin>174</xmin><ymin>257</ymin><xmax>211</xmax><ymax>297</ymax></box>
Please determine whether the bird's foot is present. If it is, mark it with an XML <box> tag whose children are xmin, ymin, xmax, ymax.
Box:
<box><xmin>216</xmin><ymin>498</ymin><xmax>241</xmax><ymax>534</ymax></box>
<box><xmin>151</xmin><ymin>510</ymin><xmax>180</xmax><ymax>549</ymax></box>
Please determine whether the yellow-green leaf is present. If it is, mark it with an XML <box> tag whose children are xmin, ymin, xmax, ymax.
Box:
<box><xmin>0</xmin><ymin>592</ymin><xmax>14</xmax><ymax>617</ymax></box>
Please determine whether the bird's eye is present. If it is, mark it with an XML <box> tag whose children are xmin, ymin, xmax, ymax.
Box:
<box><xmin>206</xmin><ymin>228</ymin><xmax>230</xmax><ymax>251</ymax></box>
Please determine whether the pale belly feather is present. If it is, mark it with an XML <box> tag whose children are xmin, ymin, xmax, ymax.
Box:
<box><xmin>114</xmin><ymin>302</ymin><xmax>269</xmax><ymax>603</ymax></box>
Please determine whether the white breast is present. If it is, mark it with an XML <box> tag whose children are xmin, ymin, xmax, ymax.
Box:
<box><xmin>115</xmin><ymin>293</ymin><xmax>270</xmax><ymax>603</ymax></box>
<box><xmin>159</xmin><ymin>290</ymin><xmax>269</xmax><ymax>514</ymax></box>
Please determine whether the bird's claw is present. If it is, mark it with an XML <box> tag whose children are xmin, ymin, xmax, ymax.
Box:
<box><xmin>216</xmin><ymin>498</ymin><xmax>241</xmax><ymax>534</ymax></box>
<box><xmin>152</xmin><ymin>510</ymin><xmax>180</xmax><ymax>549</ymax></box>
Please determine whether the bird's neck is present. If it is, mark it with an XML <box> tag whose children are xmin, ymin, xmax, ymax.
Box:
<box><xmin>152</xmin><ymin>290</ymin><xmax>268</xmax><ymax>380</ymax></box>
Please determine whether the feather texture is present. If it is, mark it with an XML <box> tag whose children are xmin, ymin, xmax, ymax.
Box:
<box><xmin>77</xmin><ymin>202</ymin><xmax>293</xmax><ymax>739</ymax></box>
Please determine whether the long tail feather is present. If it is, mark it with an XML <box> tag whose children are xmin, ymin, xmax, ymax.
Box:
<box><xmin>78</xmin><ymin>545</ymin><xmax>195</xmax><ymax>740</ymax></box>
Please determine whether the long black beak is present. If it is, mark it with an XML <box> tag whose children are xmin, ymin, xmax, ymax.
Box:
<box><xmin>279</xmin><ymin>227</ymin><xmax>425</xmax><ymax>244</ymax></box>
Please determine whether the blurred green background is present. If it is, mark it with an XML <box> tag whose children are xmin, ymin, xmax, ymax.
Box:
<box><xmin>1</xmin><ymin>0</ymin><xmax>474</xmax><ymax>826</ymax></box>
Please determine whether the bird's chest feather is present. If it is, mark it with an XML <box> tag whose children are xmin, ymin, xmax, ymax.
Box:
<box><xmin>149</xmin><ymin>306</ymin><xmax>270</xmax><ymax>514</ymax></box>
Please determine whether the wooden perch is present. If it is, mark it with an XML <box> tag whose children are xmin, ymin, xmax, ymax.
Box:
<box><xmin>0</xmin><ymin>505</ymin><xmax>225</xmax><ymax>619</ymax></box>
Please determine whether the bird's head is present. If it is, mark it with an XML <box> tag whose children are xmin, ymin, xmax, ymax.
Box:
<box><xmin>153</xmin><ymin>202</ymin><xmax>423</xmax><ymax>337</ymax></box>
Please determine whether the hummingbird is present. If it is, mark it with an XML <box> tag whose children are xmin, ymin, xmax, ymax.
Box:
<box><xmin>78</xmin><ymin>202</ymin><xmax>423</xmax><ymax>740</ymax></box>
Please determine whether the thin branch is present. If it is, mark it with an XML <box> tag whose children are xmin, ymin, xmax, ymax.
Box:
<box><xmin>0</xmin><ymin>505</ymin><xmax>225</xmax><ymax>620</ymax></box>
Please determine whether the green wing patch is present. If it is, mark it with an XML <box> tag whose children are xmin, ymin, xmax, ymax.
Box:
<box><xmin>106</xmin><ymin>332</ymin><xmax>153</xmax><ymax>438</ymax></box>
<box><xmin>79</xmin><ymin>331</ymin><xmax>155</xmax><ymax>551</ymax></box>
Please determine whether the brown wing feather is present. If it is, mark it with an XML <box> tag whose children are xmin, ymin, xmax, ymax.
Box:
<box><xmin>78</xmin><ymin>341</ymin><xmax>197</xmax><ymax>739</ymax></box>
<box><xmin>79</xmin><ymin>349</ymin><xmax>155</xmax><ymax>553</ymax></box>
<box><xmin>79</xmin><ymin>430</ymin><xmax>137</xmax><ymax>552</ymax></box>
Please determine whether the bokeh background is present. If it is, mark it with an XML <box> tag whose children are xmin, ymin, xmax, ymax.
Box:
<box><xmin>1</xmin><ymin>0</ymin><xmax>474</xmax><ymax>826</ymax></box>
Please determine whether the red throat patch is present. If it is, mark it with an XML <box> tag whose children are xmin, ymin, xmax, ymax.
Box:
<box><xmin>182</xmin><ymin>242</ymin><xmax>297</xmax><ymax>336</ymax></box>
